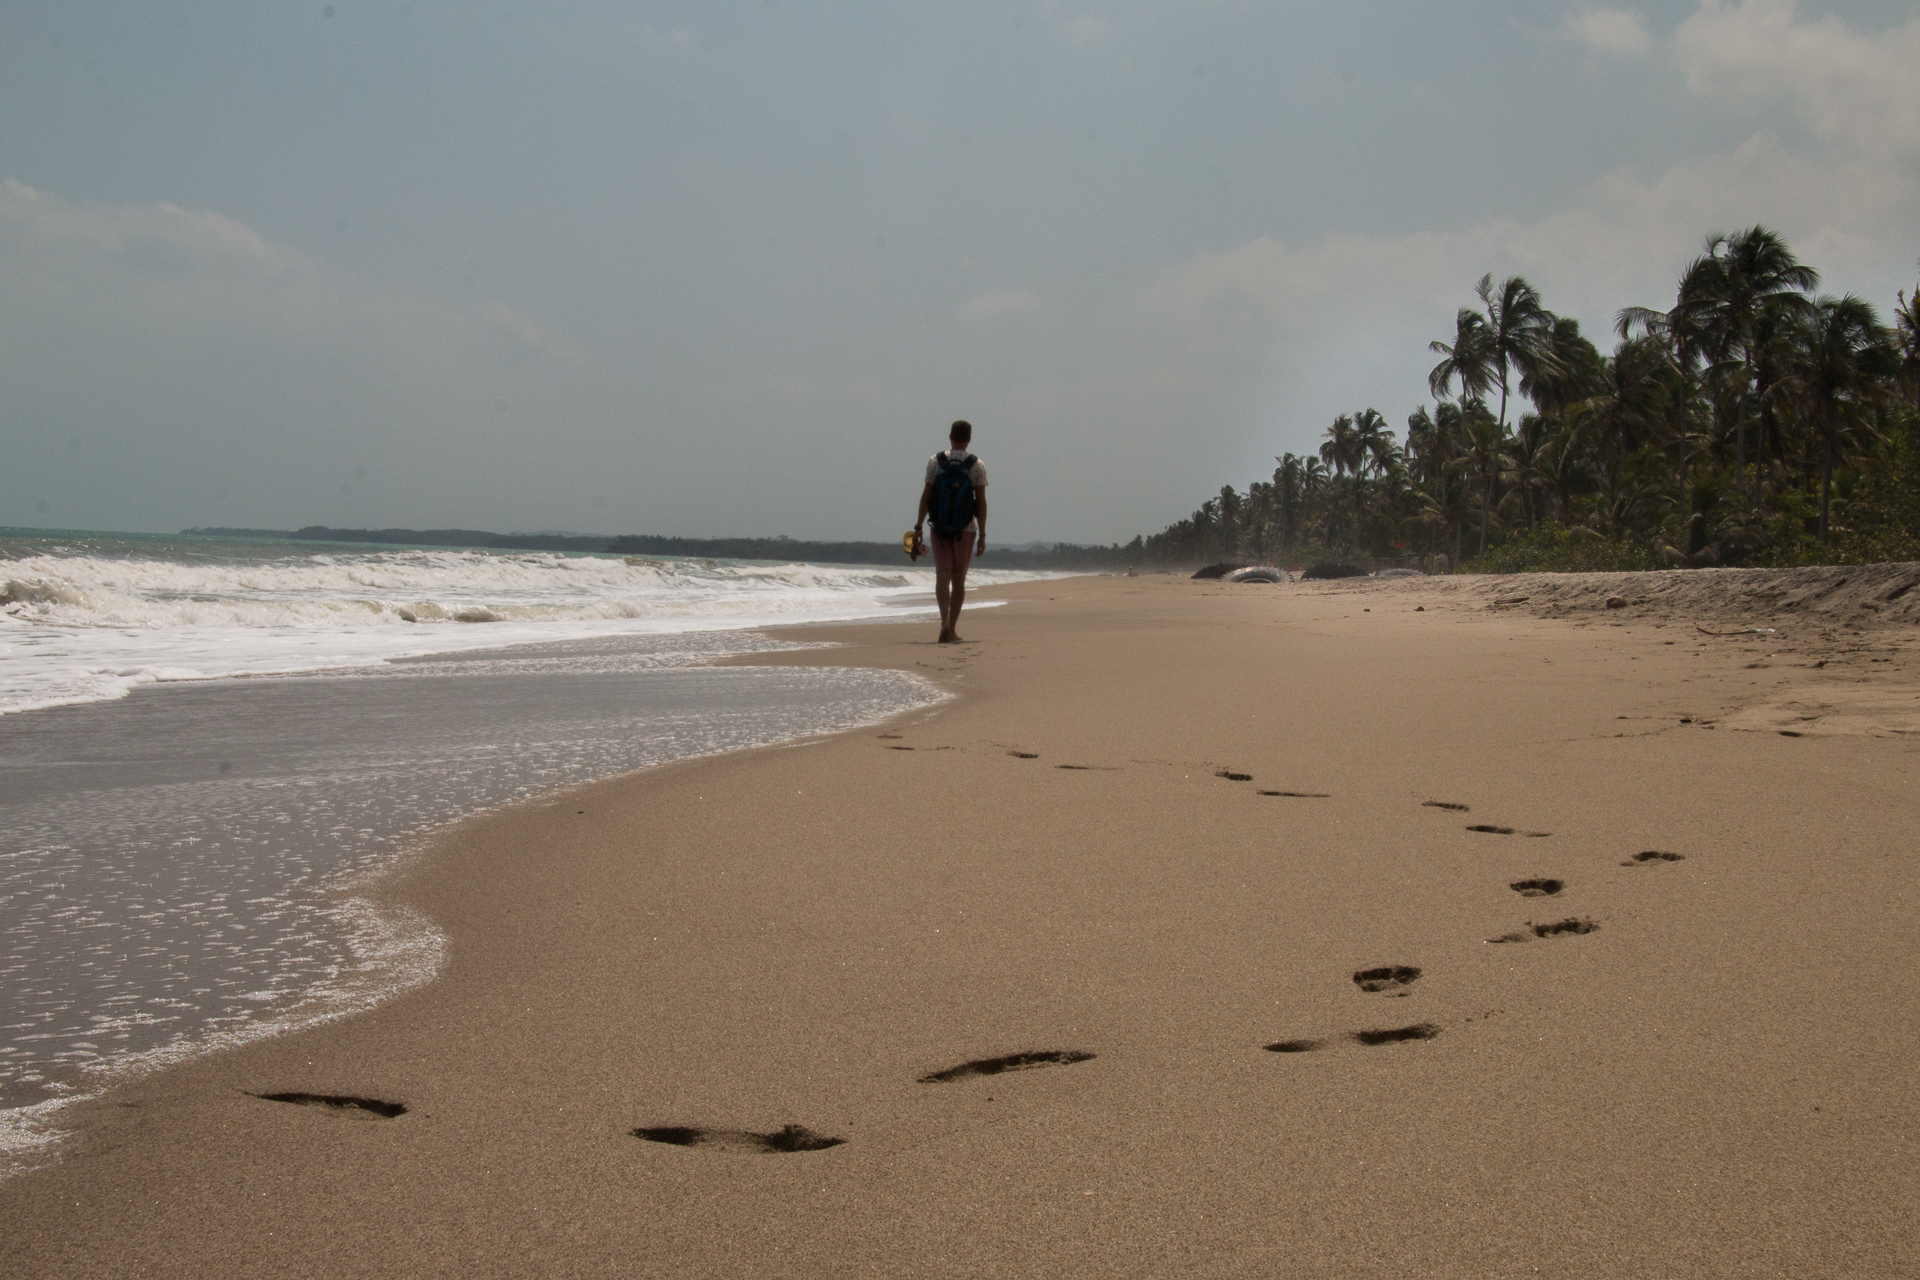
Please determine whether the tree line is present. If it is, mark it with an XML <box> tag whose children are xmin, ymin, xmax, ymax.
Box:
<box><xmin>1136</xmin><ymin>228</ymin><xmax>1920</xmax><ymax>573</ymax></box>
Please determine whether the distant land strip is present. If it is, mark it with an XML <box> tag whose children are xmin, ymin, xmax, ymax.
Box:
<box><xmin>180</xmin><ymin>527</ymin><xmax>1136</xmax><ymax>570</ymax></box>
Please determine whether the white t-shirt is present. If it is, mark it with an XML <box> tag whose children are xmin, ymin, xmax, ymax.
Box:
<box><xmin>925</xmin><ymin>450</ymin><xmax>987</xmax><ymax>489</ymax></box>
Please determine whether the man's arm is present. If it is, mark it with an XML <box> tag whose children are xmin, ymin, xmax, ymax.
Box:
<box><xmin>916</xmin><ymin>481</ymin><xmax>933</xmax><ymax>531</ymax></box>
<box><xmin>974</xmin><ymin>490</ymin><xmax>986</xmax><ymax>555</ymax></box>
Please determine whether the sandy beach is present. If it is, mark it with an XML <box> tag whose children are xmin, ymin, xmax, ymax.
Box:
<box><xmin>4</xmin><ymin>568</ymin><xmax>1918</xmax><ymax>1279</ymax></box>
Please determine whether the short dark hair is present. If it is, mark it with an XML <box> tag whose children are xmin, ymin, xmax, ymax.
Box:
<box><xmin>949</xmin><ymin>420</ymin><xmax>972</xmax><ymax>444</ymax></box>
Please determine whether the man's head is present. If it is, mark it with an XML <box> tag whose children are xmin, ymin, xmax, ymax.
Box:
<box><xmin>949</xmin><ymin>420</ymin><xmax>973</xmax><ymax>448</ymax></box>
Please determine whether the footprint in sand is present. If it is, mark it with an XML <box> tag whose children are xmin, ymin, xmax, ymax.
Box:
<box><xmin>1264</xmin><ymin>1038</ymin><xmax>1327</xmax><ymax>1054</ymax></box>
<box><xmin>1055</xmin><ymin>764</ymin><xmax>1119</xmax><ymax>771</ymax></box>
<box><xmin>252</xmin><ymin>1092</ymin><xmax>407</xmax><ymax>1119</ymax></box>
<box><xmin>1509</xmin><ymin>878</ymin><xmax>1565</xmax><ymax>897</ymax></box>
<box><xmin>1531</xmin><ymin>917</ymin><xmax>1599</xmax><ymax>937</ymax></box>
<box><xmin>1259</xmin><ymin>789</ymin><xmax>1330</xmax><ymax>798</ymax></box>
<box><xmin>1215</xmin><ymin>769</ymin><xmax>1254</xmax><ymax>781</ymax></box>
<box><xmin>1467</xmin><ymin>824</ymin><xmax>1552</xmax><ymax>837</ymax></box>
<box><xmin>1423</xmin><ymin>800</ymin><xmax>1470</xmax><ymax>812</ymax></box>
<box><xmin>1488</xmin><ymin>917</ymin><xmax>1600</xmax><ymax>943</ymax></box>
<box><xmin>1622</xmin><ymin>850</ymin><xmax>1685</xmax><ymax>866</ymax></box>
<box><xmin>1007</xmin><ymin>750</ymin><xmax>1039</xmax><ymax>759</ymax></box>
<box><xmin>1349</xmin><ymin>1024</ymin><xmax>1441</xmax><ymax>1046</ymax></box>
<box><xmin>1265</xmin><ymin>1024</ymin><xmax>1441</xmax><ymax>1053</ymax></box>
<box><xmin>918</xmin><ymin>1051</ymin><xmax>1095</xmax><ymax>1084</ymax></box>
<box><xmin>632</xmin><ymin>1124</ymin><xmax>844</xmax><ymax>1153</ymax></box>
<box><xmin>1352</xmin><ymin>965</ymin><xmax>1421</xmax><ymax>995</ymax></box>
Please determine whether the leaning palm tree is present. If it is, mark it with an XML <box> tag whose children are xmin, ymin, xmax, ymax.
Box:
<box><xmin>1520</xmin><ymin>315</ymin><xmax>1604</xmax><ymax>415</ymax></box>
<box><xmin>1795</xmin><ymin>295</ymin><xmax>1898</xmax><ymax>540</ymax></box>
<box><xmin>1429</xmin><ymin>308</ymin><xmax>1494</xmax><ymax>408</ymax></box>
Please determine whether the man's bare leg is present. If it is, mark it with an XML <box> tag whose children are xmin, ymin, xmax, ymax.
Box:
<box><xmin>944</xmin><ymin>575</ymin><xmax>966</xmax><ymax>643</ymax></box>
<box><xmin>934</xmin><ymin>568</ymin><xmax>955</xmax><ymax>642</ymax></box>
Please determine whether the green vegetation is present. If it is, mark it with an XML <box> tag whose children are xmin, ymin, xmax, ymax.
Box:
<box><xmin>1136</xmin><ymin>229</ymin><xmax>1920</xmax><ymax>573</ymax></box>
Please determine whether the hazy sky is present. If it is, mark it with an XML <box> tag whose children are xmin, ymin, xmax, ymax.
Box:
<box><xmin>3</xmin><ymin>1</ymin><xmax>1916</xmax><ymax>543</ymax></box>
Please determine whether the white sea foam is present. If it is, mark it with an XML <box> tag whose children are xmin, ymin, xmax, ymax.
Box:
<box><xmin>0</xmin><ymin>546</ymin><xmax>1039</xmax><ymax>714</ymax></box>
<box><xmin>0</xmin><ymin>881</ymin><xmax>445</xmax><ymax>1178</ymax></box>
<box><xmin>0</xmin><ymin>629</ymin><xmax>950</xmax><ymax>1174</ymax></box>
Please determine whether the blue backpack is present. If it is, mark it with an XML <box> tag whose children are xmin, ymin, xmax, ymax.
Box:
<box><xmin>930</xmin><ymin>453</ymin><xmax>978</xmax><ymax>540</ymax></box>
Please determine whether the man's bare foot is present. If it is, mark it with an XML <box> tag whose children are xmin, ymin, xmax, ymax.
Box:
<box><xmin>940</xmin><ymin>633</ymin><xmax>965</xmax><ymax>644</ymax></box>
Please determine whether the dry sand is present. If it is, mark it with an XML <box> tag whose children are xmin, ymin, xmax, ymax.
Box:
<box><xmin>4</xmin><ymin>567</ymin><xmax>1918</xmax><ymax>1278</ymax></box>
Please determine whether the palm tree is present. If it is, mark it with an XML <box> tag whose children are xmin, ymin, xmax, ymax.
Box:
<box><xmin>1532</xmin><ymin>427</ymin><xmax>1598</xmax><ymax>524</ymax></box>
<box><xmin>1430</xmin><ymin>310</ymin><xmax>1502</xmax><ymax>553</ymax></box>
<box><xmin>1272</xmin><ymin>453</ymin><xmax>1307</xmax><ymax>557</ymax></box>
<box><xmin>1745</xmin><ymin>295</ymin><xmax>1805</xmax><ymax>490</ymax></box>
<box><xmin>1521</xmin><ymin>316</ymin><xmax>1604</xmax><ymax>415</ymax></box>
<box><xmin>1451</xmin><ymin>398</ymin><xmax>1504</xmax><ymax>557</ymax></box>
<box><xmin>1297</xmin><ymin>456</ymin><xmax>1328</xmax><ymax>547</ymax></box>
<box><xmin>1579</xmin><ymin>336</ymin><xmax>1682</xmax><ymax>468</ymax></box>
<box><xmin>1671</xmin><ymin>227</ymin><xmax>1819</xmax><ymax>494</ymax></box>
<box><xmin>1894</xmin><ymin>276</ymin><xmax>1920</xmax><ymax>414</ymax></box>
<box><xmin>1320</xmin><ymin>414</ymin><xmax>1361</xmax><ymax>479</ymax></box>
<box><xmin>1503</xmin><ymin>413</ymin><xmax>1560</xmax><ymax>528</ymax></box>
<box><xmin>1618</xmin><ymin>297</ymin><xmax>1711</xmax><ymax>497</ymax></box>
<box><xmin>1429</xmin><ymin>308</ymin><xmax>1494</xmax><ymax>408</ymax></box>
<box><xmin>1476</xmin><ymin>274</ymin><xmax>1560</xmax><ymax>437</ymax></box>
<box><xmin>1352</xmin><ymin>408</ymin><xmax>1395</xmax><ymax>477</ymax></box>
<box><xmin>1217</xmin><ymin>485</ymin><xmax>1244</xmax><ymax>550</ymax></box>
<box><xmin>1796</xmin><ymin>295</ymin><xmax>1898</xmax><ymax>539</ymax></box>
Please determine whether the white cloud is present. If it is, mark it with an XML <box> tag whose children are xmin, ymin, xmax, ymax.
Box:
<box><xmin>1672</xmin><ymin>0</ymin><xmax>1920</xmax><ymax>158</ymax></box>
<box><xmin>0</xmin><ymin>178</ymin><xmax>601</xmax><ymax>534</ymax></box>
<box><xmin>1566</xmin><ymin>8</ymin><xmax>1653</xmax><ymax>56</ymax></box>
<box><xmin>1126</xmin><ymin>0</ymin><xmax>1920</xmax><ymax>429</ymax></box>
<box><xmin>0</xmin><ymin>178</ymin><xmax>578</xmax><ymax>364</ymax></box>
<box><xmin>1125</xmin><ymin>129</ymin><xmax>1914</xmax><ymax>456</ymax></box>
<box><xmin>958</xmin><ymin>289</ymin><xmax>1041</xmax><ymax>322</ymax></box>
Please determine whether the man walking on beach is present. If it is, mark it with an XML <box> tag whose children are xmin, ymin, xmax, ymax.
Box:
<box><xmin>916</xmin><ymin>419</ymin><xmax>987</xmax><ymax>643</ymax></box>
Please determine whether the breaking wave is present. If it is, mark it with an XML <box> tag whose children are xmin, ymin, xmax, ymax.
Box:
<box><xmin>0</xmin><ymin>540</ymin><xmax>1038</xmax><ymax>713</ymax></box>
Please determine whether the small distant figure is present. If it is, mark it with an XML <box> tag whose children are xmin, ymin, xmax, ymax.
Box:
<box><xmin>916</xmin><ymin>419</ymin><xmax>987</xmax><ymax>643</ymax></box>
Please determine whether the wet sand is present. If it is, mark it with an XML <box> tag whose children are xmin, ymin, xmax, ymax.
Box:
<box><xmin>3</xmin><ymin>569</ymin><xmax>1917</xmax><ymax>1278</ymax></box>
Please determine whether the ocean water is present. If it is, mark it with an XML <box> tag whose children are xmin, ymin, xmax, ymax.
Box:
<box><xmin>0</xmin><ymin>529</ymin><xmax>1029</xmax><ymax>714</ymax></box>
<box><xmin>0</xmin><ymin>531</ymin><xmax>1033</xmax><ymax>1169</ymax></box>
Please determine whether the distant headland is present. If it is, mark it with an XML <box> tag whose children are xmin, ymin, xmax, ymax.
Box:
<box><xmin>179</xmin><ymin>527</ymin><xmax>1136</xmax><ymax>571</ymax></box>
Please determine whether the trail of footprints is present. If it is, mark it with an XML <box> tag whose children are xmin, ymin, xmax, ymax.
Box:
<box><xmin>248</xmin><ymin>756</ymin><xmax>1686</xmax><ymax>1153</ymax></box>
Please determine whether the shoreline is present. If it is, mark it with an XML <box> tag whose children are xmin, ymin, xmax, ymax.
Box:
<box><xmin>3</xmin><ymin>570</ymin><xmax>1916</xmax><ymax>1278</ymax></box>
<box><xmin>0</xmin><ymin>624</ymin><xmax>960</xmax><ymax>1151</ymax></box>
